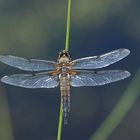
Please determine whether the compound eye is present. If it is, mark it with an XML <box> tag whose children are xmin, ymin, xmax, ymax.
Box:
<box><xmin>68</xmin><ymin>52</ymin><xmax>71</xmax><ymax>58</ymax></box>
<box><xmin>65</xmin><ymin>53</ymin><xmax>69</xmax><ymax>57</ymax></box>
<box><xmin>60</xmin><ymin>54</ymin><xmax>64</xmax><ymax>57</ymax></box>
<box><xmin>59</xmin><ymin>52</ymin><xmax>63</xmax><ymax>58</ymax></box>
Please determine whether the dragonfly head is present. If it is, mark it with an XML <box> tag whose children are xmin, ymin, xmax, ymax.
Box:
<box><xmin>58</xmin><ymin>50</ymin><xmax>71</xmax><ymax>63</ymax></box>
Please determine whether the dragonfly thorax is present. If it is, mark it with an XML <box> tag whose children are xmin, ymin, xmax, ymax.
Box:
<box><xmin>58</xmin><ymin>56</ymin><xmax>70</xmax><ymax>63</ymax></box>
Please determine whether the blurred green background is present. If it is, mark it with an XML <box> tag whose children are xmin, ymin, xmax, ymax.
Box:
<box><xmin>0</xmin><ymin>0</ymin><xmax>140</xmax><ymax>140</ymax></box>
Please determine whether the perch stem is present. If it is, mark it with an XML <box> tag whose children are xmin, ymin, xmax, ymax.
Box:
<box><xmin>57</xmin><ymin>0</ymin><xmax>71</xmax><ymax>140</ymax></box>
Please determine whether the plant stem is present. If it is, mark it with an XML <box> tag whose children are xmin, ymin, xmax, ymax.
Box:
<box><xmin>57</xmin><ymin>0</ymin><xmax>71</xmax><ymax>140</ymax></box>
<box><xmin>65</xmin><ymin>0</ymin><xmax>71</xmax><ymax>51</ymax></box>
<box><xmin>57</xmin><ymin>103</ymin><xmax>63</xmax><ymax>140</ymax></box>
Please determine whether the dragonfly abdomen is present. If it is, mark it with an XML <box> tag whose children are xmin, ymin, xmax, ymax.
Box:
<box><xmin>60</xmin><ymin>74</ymin><xmax>70</xmax><ymax>124</ymax></box>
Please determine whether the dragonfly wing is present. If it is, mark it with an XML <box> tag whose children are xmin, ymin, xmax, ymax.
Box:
<box><xmin>1</xmin><ymin>72</ymin><xmax>59</xmax><ymax>88</ymax></box>
<box><xmin>0</xmin><ymin>55</ymin><xmax>57</xmax><ymax>71</ymax></box>
<box><xmin>70</xmin><ymin>70</ymin><xmax>130</xmax><ymax>87</ymax></box>
<box><xmin>71</xmin><ymin>49</ymin><xmax>130</xmax><ymax>69</ymax></box>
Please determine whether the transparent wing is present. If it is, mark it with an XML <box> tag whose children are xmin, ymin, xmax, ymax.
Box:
<box><xmin>71</xmin><ymin>49</ymin><xmax>130</xmax><ymax>69</ymax></box>
<box><xmin>1</xmin><ymin>72</ymin><xmax>59</xmax><ymax>88</ymax></box>
<box><xmin>0</xmin><ymin>55</ymin><xmax>57</xmax><ymax>71</ymax></box>
<box><xmin>70</xmin><ymin>70</ymin><xmax>130</xmax><ymax>87</ymax></box>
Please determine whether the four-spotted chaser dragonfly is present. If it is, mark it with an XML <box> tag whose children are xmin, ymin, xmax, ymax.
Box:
<box><xmin>0</xmin><ymin>48</ymin><xmax>130</xmax><ymax>124</ymax></box>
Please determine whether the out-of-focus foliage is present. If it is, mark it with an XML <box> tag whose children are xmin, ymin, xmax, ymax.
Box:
<box><xmin>0</xmin><ymin>0</ymin><xmax>140</xmax><ymax>56</ymax></box>
<box><xmin>0</xmin><ymin>0</ymin><xmax>139</xmax><ymax>140</ymax></box>
<box><xmin>89</xmin><ymin>68</ymin><xmax>140</xmax><ymax>140</ymax></box>
<box><xmin>0</xmin><ymin>86</ymin><xmax>14</xmax><ymax>140</ymax></box>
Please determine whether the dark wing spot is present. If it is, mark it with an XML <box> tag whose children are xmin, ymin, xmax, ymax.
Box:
<box><xmin>32</xmin><ymin>73</ymin><xmax>36</xmax><ymax>76</ymax></box>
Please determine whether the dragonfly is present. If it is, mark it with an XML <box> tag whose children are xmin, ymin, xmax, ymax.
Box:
<box><xmin>0</xmin><ymin>48</ymin><xmax>130</xmax><ymax>124</ymax></box>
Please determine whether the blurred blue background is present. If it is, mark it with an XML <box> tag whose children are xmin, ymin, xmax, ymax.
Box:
<box><xmin>0</xmin><ymin>0</ymin><xmax>140</xmax><ymax>140</ymax></box>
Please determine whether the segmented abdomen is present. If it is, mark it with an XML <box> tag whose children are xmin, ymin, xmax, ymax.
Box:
<box><xmin>60</xmin><ymin>75</ymin><xmax>70</xmax><ymax>125</ymax></box>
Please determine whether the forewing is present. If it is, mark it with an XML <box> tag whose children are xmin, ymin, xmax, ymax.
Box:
<box><xmin>71</xmin><ymin>49</ymin><xmax>130</xmax><ymax>69</ymax></box>
<box><xmin>0</xmin><ymin>55</ymin><xmax>57</xmax><ymax>71</ymax></box>
<box><xmin>70</xmin><ymin>70</ymin><xmax>130</xmax><ymax>87</ymax></box>
<box><xmin>1</xmin><ymin>72</ymin><xmax>59</xmax><ymax>88</ymax></box>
